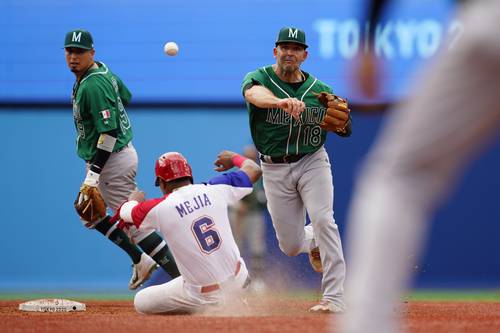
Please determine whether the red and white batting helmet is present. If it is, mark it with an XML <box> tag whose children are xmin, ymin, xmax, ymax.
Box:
<box><xmin>155</xmin><ymin>152</ymin><xmax>193</xmax><ymax>186</ymax></box>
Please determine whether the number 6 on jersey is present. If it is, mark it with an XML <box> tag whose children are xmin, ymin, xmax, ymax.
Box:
<box><xmin>191</xmin><ymin>216</ymin><xmax>221</xmax><ymax>254</ymax></box>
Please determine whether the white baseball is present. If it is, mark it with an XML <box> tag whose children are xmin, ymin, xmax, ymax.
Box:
<box><xmin>164</xmin><ymin>42</ymin><xmax>179</xmax><ymax>56</ymax></box>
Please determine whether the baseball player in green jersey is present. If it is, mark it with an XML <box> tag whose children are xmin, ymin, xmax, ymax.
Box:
<box><xmin>242</xmin><ymin>27</ymin><xmax>351</xmax><ymax>313</ymax></box>
<box><xmin>64</xmin><ymin>29</ymin><xmax>180</xmax><ymax>289</ymax></box>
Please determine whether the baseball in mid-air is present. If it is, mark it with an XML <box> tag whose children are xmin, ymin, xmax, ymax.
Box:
<box><xmin>164</xmin><ymin>42</ymin><xmax>179</xmax><ymax>56</ymax></box>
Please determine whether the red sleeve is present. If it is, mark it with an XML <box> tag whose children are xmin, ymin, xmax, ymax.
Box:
<box><xmin>131</xmin><ymin>195</ymin><xmax>168</xmax><ymax>228</ymax></box>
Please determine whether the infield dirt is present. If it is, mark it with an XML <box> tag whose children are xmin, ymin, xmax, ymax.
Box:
<box><xmin>2</xmin><ymin>296</ymin><xmax>499</xmax><ymax>333</ymax></box>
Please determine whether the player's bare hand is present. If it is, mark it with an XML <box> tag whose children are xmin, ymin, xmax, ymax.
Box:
<box><xmin>128</xmin><ymin>190</ymin><xmax>146</xmax><ymax>202</ymax></box>
<box><xmin>214</xmin><ymin>150</ymin><xmax>236</xmax><ymax>172</ymax></box>
<box><xmin>277</xmin><ymin>97</ymin><xmax>305</xmax><ymax>120</ymax></box>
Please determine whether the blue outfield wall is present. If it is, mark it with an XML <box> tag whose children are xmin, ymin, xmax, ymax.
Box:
<box><xmin>0</xmin><ymin>109</ymin><xmax>254</xmax><ymax>290</ymax></box>
<box><xmin>1</xmin><ymin>109</ymin><xmax>499</xmax><ymax>291</ymax></box>
<box><xmin>2</xmin><ymin>0</ymin><xmax>499</xmax><ymax>291</ymax></box>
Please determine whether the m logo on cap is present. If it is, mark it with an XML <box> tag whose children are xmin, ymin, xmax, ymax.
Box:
<box><xmin>64</xmin><ymin>29</ymin><xmax>94</xmax><ymax>50</ymax></box>
<box><xmin>72</xmin><ymin>32</ymin><xmax>82</xmax><ymax>43</ymax></box>
<box><xmin>275</xmin><ymin>26</ymin><xmax>308</xmax><ymax>49</ymax></box>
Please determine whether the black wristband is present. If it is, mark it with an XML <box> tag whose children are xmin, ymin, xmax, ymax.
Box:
<box><xmin>91</xmin><ymin>148</ymin><xmax>112</xmax><ymax>173</ymax></box>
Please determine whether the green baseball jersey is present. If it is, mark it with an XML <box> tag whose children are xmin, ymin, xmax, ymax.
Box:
<box><xmin>72</xmin><ymin>62</ymin><xmax>133</xmax><ymax>161</ymax></box>
<box><xmin>242</xmin><ymin>66</ymin><xmax>332</xmax><ymax>157</ymax></box>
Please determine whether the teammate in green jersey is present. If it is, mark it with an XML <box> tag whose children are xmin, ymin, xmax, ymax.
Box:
<box><xmin>242</xmin><ymin>27</ymin><xmax>351</xmax><ymax>313</ymax></box>
<box><xmin>64</xmin><ymin>29</ymin><xmax>180</xmax><ymax>290</ymax></box>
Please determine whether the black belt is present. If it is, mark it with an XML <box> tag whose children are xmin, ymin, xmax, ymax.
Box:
<box><xmin>260</xmin><ymin>153</ymin><xmax>308</xmax><ymax>164</ymax></box>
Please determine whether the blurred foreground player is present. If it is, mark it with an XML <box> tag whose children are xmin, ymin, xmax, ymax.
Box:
<box><xmin>340</xmin><ymin>1</ymin><xmax>500</xmax><ymax>332</ymax></box>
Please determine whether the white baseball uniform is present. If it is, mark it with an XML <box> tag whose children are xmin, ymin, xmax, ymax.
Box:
<box><xmin>119</xmin><ymin>170</ymin><xmax>253</xmax><ymax>314</ymax></box>
<box><xmin>339</xmin><ymin>1</ymin><xmax>500</xmax><ymax>332</ymax></box>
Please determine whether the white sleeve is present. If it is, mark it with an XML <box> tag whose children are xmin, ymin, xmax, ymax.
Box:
<box><xmin>211</xmin><ymin>184</ymin><xmax>253</xmax><ymax>206</ymax></box>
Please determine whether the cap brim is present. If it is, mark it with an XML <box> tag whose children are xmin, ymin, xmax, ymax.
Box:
<box><xmin>275</xmin><ymin>40</ymin><xmax>308</xmax><ymax>48</ymax></box>
<box><xmin>64</xmin><ymin>44</ymin><xmax>93</xmax><ymax>50</ymax></box>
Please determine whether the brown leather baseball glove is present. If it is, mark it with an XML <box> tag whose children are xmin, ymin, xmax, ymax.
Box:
<box><xmin>74</xmin><ymin>185</ymin><xmax>106</xmax><ymax>223</ymax></box>
<box><xmin>317</xmin><ymin>92</ymin><xmax>351</xmax><ymax>135</ymax></box>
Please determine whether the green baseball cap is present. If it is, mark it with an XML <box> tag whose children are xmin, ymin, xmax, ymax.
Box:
<box><xmin>275</xmin><ymin>26</ymin><xmax>308</xmax><ymax>49</ymax></box>
<box><xmin>64</xmin><ymin>29</ymin><xmax>94</xmax><ymax>50</ymax></box>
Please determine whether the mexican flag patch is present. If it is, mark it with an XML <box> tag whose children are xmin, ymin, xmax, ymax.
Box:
<box><xmin>100</xmin><ymin>109</ymin><xmax>111</xmax><ymax>119</ymax></box>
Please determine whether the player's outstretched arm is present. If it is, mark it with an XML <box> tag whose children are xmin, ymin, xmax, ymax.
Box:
<box><xmin>244</xmin><ymin>85</ymin><xmax>280</xmax><ymax>108</ymax></box>
<box><xmin>245</xmin><ymin>85</ymin><xmax>304</xmax><ymax>120</ymax></box>
<box><xmin>214</xmin><ymin>150</ymin><xmax>262</xmax><ymax>183</ymax></box>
